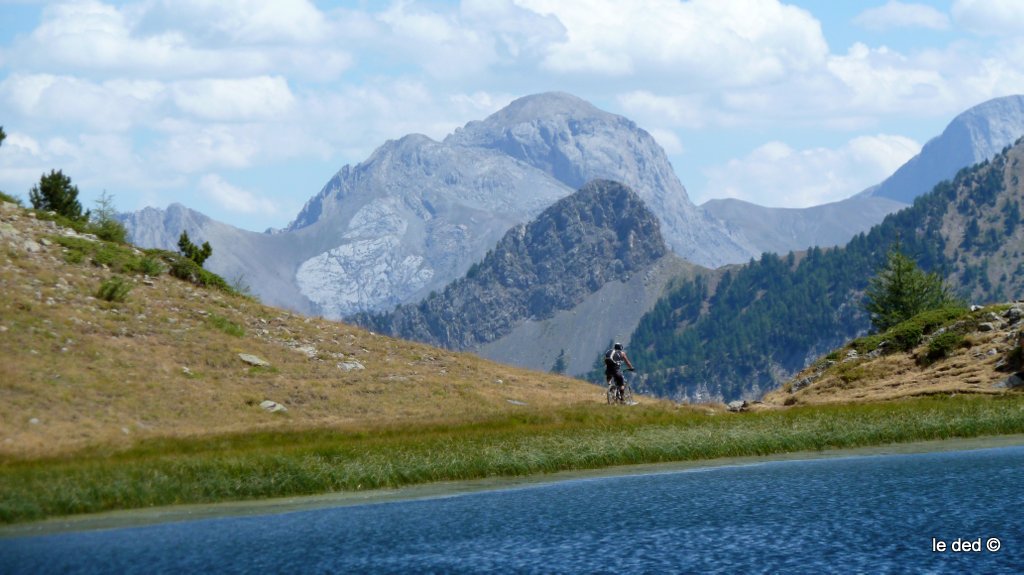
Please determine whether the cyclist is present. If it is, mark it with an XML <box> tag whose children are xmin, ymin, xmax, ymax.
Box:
<box><xmin>604</xmin><ymin>343</ymin><xmax>635</xmax><ymax>402</ymax></box>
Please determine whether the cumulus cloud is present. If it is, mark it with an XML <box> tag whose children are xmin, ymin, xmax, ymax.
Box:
<box><xmin>953</xmin><ymin>0</ymin><xmax>1024</xmax><ymax>36</ymax></box>
<box><xmin>702</xmin><ymin>135</ymin><xmax>921</xmax><ymax>207</ymax></box>
<box><xmin>0</xmin><ymin>73</ymin><xmax>165</xmax><ymax>131</ymax></box>
<box><xmin>853</xmin><ymin>2</ymin><xmax>950</xmax><ymax>31</ymax></box>
<box><xmin>514</xmin><ymin>0</ymin><xmax>828</xmax><ymax>86</ymax></box>
<box><xmin>170</xmin><ymin>76</ymin><xmax>295</xmax><ymax>121</ymax></box>
<box><xmin>198</xmin><ymin>173</ymin><xmax>278</xmax><ymax>215</ymax></box>
<box><xmin>7</xmin><ymin>0</ymin><xmax>350</xmax><ymax>80</ymax></box>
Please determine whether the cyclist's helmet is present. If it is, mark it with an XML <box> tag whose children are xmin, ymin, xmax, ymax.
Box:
<box><xmin>613</xmin><ymin>343</ymin><xmax>623</xmax><ymax>350</ymax></box>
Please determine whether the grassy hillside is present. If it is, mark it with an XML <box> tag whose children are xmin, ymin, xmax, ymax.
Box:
<box><xmin>0</xmin><ymin>200</ymin><xmax>601</xmax><ymax>459</ymax></box>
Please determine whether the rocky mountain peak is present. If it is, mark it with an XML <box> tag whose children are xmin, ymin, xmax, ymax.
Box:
<box><xmin>867</xmin><ymin>94</ymin><xmax>1024</xmax><ymax>204</ymax></box>
<box><xmin>357</xmin><ymin>179</ymin><xmax>669</xmax><ymax>350</ymax></box>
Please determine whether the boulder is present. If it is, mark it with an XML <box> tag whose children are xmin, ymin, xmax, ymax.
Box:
<box><xmin>338</xmin><ymin>361</ymin><xmax>365</xmax><ymax>371</ymax></box>
<box><xmin>259</xmin><ymin>400</ymin><xmax>287</xmax><ymax>413</ymax></box>
<box><xmin>727</xmin><ymin>400</ymin><xmax>748</xmax><ymax>412</ymax></box>
<box><xmin>1004</xmin><ymin>306</ymin><xmax>1023</xmax><ymax>324</ymax></box>
<box><xmin>995</xmin><ymin>374</ymin><xmax>1024</xmax><ymax>389</ymax></box>
<box><xmin>238</xmin><ymin>353</ymin><xmax>270</xmax><ymax>367</ymax></box>
<box><xmin>790</xmin><ymin>376</ymin><xmax>815</xmax><ymax>392</ymax></box>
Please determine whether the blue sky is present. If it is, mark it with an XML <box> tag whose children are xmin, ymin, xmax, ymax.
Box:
<box><xmin>1</xmin><ymin>0</ymin><xmax>1023</xmax><ymax>232</ymax></box>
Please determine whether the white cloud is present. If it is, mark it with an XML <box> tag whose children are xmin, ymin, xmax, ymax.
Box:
<box><xmin>7</xmin><ymin>0</ymin><xmax>350</xmax><ymax>80</ymax></box>
<box><xmin>140</xmin><ymin>0</ymin><xmax>329</xmax><ymax>45</ymax></box>
<box><xmin>853</xmin><ymin>2</ymin><xmax>950</xmax><ymax>31</ymax></box>
<box><xmin>953</xmin><ymin>0</ymin><xmax>1024</xmax><ymax>36</ymax></box>
<box><xmin>171</xmin><ymin>76</ymin><xmax>295</xmax><ymax>121</ymax></box>
<box><xmin>198</xmin><ymin>173</ymin><xmax>278</xmax><ymax>215</ymax></box>
<box><xmin>514</xmin><ymin>0</ymin><xmax>828</xmax><ymax>86</ymax></box>
<box><xmin>158</xmin><ymin>123</ymin><xmax>261</xmax><ymax>173</ymax></box>
<box><xmin>702</xmin><ymin>134</ymin><xmax>921</xmax><ymax>207</ymax></box>
<box><xmin>0</xmin><ymin>73</ymin><xmax>165</xmax><ymax>131</ymax></box>
<box><xmin>617</xmin><ymin>91</ymin><xmax>735</xmax><ymax>130</ymax></box>
<box><xmin>826</xmin><ymin>43</ymin><xmax>950</xmax><ymax>112</ymax></box>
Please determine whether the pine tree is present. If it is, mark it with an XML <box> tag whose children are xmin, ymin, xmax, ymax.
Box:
<box><xmin>550</xmin><ymin>349</ymin><xmax>567</xmax><ymax>374</ymax></box>
<box><xmin>178</xmin><ymin>231</ymin><xmax>213</xmax><ymax>267</ymax></box>
<box><xmin>29</xmin><ymin>169</ymin><xmax>87</xmax><ymax>221</ymax></box>
<box><xmin>863</xmin><ymin>247</ymin><xmax>959</xmax><ymax>332</ymax></box>
<box><xmin>90</xmin><ymin>191</ymin><xmax>128</xmax><ymax>243</ymax></box>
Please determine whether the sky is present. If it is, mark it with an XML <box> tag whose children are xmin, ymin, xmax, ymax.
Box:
<box><xmin>1</xmin><ymin>0</ymin><xmax>1024</xmax><ymax>233</ymax></box>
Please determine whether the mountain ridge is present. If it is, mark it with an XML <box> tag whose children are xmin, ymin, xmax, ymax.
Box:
<box><xmin>354</xmin><ymin>179</ymin><xmax>680</xmax><ymax>372</ymax></box>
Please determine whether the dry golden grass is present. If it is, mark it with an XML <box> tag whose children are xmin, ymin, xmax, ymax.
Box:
<box><xmin>0</xmin><ymin>203</ymin><xmax>606</xmax><ymax>459</ymax></box>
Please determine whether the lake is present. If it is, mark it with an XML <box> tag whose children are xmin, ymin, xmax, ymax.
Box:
<box><xmin>2</xmin><ymin>445</ymin><xmax>1022</xmax><ymax>574</ymax></box>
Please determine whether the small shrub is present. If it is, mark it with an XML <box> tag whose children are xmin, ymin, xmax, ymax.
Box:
<box><xmin>96</xmin><ymin>276</ymin><xmax>132</xmax><ymax>303</ymax></box>
<box><xmin>126</xmin><ymin>256</ymin><xmax>164</xmax><ymax>276</ymax></box>
<box><xmin>922</xmin><ymin>331</ymin><xmax>965</xmax><ymax>364</ymax></box>
<box><xmin>852</xmin><ymin>334</ymin><xmax>888</xmax><ymax>355</ymax></box>
<box><xmin>875</xmin><ymin>305</ymin><xmax>970</xmax><ymax>353</ymax></box>
<box><xmin>169</xmin><ymin>255</ymin><xmax>233</xmax><ymax>292</ymax></box>
<box><xmin>889</xmin><ymin>322</ymin><xmax>925</xmax><ymax>352</ymax></box>
<box><xmin>208</xmin><ymin>313</ymin><xmax>244</xmax><ymax>337</ymax></box>
<box><xmin>88</xmin><ymin>218</ymin><xmax>128</xmax><ymax>244</ymax></box>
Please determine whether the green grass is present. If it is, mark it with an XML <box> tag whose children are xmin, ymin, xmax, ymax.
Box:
<box><xmin>2</xmin><ymin>395</ymin><xmax>1022</xmax><ymax>525</ymax></box>
<box><xmin>207</xmin><ymin>313</ymin><xmax>245</xmax><ymax>337</ymax></box>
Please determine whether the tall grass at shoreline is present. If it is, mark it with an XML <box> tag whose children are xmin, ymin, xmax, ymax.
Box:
<box><xmin>2</xmin><ymin>395</ymin><xmax>1023</xmax><ymax>525</ymax></box>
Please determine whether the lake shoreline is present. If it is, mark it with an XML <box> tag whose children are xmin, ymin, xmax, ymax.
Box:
<box><xmin>5</xmin><ymin>432</ymin><xmax>1022</xmax><ymax>539</ymax></box>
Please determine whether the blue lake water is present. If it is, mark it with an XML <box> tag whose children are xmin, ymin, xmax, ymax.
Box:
<box><xmin>2</xmin><ymin>445</ymin><xmax>1022</xmax><ymax>574</ymax></box>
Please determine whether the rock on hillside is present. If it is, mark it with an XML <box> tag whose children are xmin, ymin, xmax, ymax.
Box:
<box><xmin>355</xmin><ymin>180</ymin><xmax>698</xmax><ymax>374</ymax></box>
<box><xmin>764</xmin><ymin>303</ymin><xmax>1024</xmax><ymax>406</ymax></box>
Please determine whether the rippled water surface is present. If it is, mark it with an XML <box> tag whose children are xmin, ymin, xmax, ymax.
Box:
<box><xmin>3</xmin><ymin>446</ymin><xmax>1022</xmax><ymax>574</ymax></box>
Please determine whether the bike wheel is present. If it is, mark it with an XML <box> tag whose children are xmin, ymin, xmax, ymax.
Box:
<box><xmin>622</xmin><ymin>384</ymin><xmax>634</xmax><ymax>405</ymax></box>
<box><xmin>606</xmin><ymin>385</ymin><xmax>616</xmax><ymax>405</ymax></box>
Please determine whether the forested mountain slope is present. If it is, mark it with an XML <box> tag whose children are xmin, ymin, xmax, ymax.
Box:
<box><xmin>626</xmin><ymin>138</ymin><xmax>1024</xmax><ymax>402</ymax></box>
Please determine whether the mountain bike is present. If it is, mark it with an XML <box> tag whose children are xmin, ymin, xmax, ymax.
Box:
<box><xmin>606</xmin><ymin>371</ymin><xmax>636</xmax><ymax>405</ymax></box>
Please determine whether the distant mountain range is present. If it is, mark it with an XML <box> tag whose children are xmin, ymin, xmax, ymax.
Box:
<box><xmin>119</xmin><ymin>93</ymin><xmax>1024</xmax><ymax>382</ymax></box>
<box><xmin>122</xmin><ymin>92</ymin><xmax>753</xmax><ymax>319</ymax></box>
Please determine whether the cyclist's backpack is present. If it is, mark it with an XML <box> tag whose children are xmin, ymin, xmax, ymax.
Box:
<box><xmin>604</xmin><ymin>348</ymin><xmax>619</xmax><ymax>370</ymax></box>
